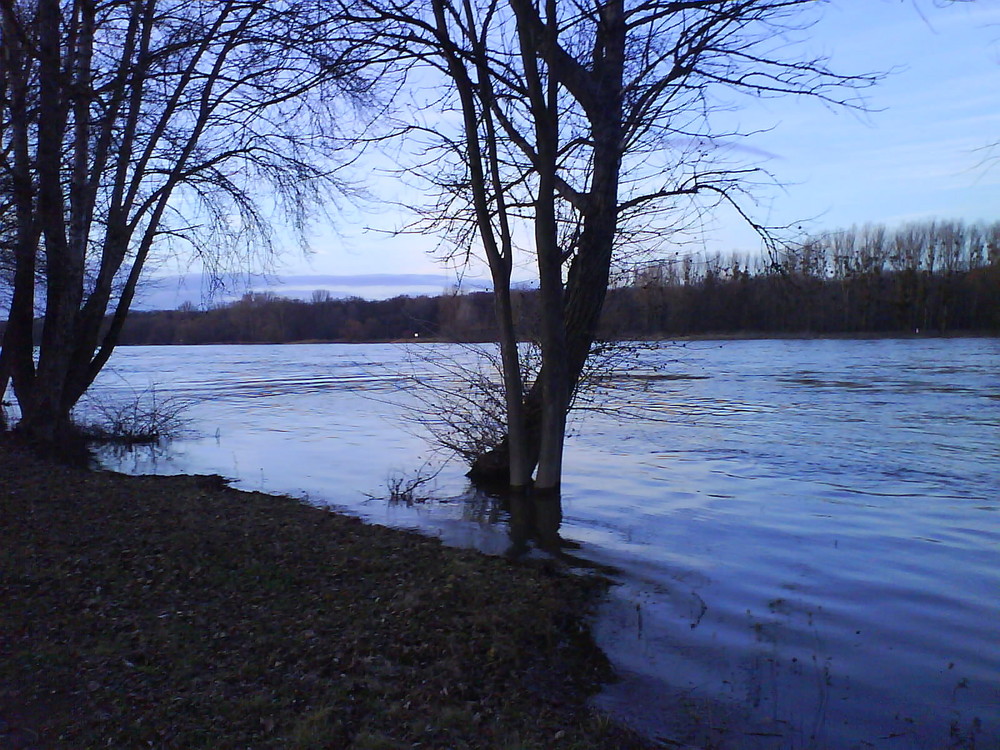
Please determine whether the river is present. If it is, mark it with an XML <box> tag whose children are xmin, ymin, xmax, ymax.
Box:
<box><xmin>70</xmin><ymin>337</ymin><xmax>998</xmax><ymax>749</ymax></box>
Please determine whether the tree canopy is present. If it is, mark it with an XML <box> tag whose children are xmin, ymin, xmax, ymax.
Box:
<box><xmin>340</xmin><ymin>0</ymin><xmax>878</xmax><ymax>490</ymax></box>
<box><xmin>0</xmin><ymin>0</ymin><xmax>370</xmax><ymax>442</ymax></box>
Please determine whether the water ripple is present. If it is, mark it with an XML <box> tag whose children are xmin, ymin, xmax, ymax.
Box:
<box><xmin>85</xmin><ymin>338</ymin><xmax>1000</xmax><ymax>749</ymax></box>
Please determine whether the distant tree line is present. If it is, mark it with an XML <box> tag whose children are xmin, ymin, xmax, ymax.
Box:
<box><xmin>600</xmin><ymin>220</ymin><xmax>1000</xmax><ymax>338</ymax></box>
<box><xmin>118</xmin><ymin>290</ymin><xmax>493</xmax><ymax>344</ymax></box>
<box><xmin>8</xmin><ymin>220</ymin><xmax>991</xmax><ymax>347</ymax></box>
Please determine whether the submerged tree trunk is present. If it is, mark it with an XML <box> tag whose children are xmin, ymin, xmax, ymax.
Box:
<box><xmin>515</xmin><ymin>0</ymin><xmax>568</xmax><ymax>492</ymax></box>
<box><xmin>353</xmin><ymin>0</ymin><xmax>873</xmax><ymax>491</ymax></box>
<box><xmin>493</xmin><ymin>284</ymin><xmax>533</xmax><ymax>488</ymax></box>
<box><xmin>469</xmin><ymin>0</ymin><xmax>624</xmax><ymax>488</ymax></box>
<box><xmin>428</xmin><ymin>0</ymin><xmax>533</xmax><ymax>489</ymax></box>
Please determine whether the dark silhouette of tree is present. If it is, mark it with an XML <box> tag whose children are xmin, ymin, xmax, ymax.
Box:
<box><xmin>0</xmin><ymin>0</ymin><xmax>370</xmax><ymax>444</ymax></box>
<box><xmin>343</xmin><ymin>0</ymin><xmax>877</xmax><ymax>491</ymax></box>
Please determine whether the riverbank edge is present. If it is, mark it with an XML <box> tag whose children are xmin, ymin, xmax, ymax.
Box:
<box><xmin>0</xmin><ymin>442</ymin><xmax>650</xmax><ymax>749</ymax></box>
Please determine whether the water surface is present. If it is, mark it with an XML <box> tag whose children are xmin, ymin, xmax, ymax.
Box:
<box><xmin>76</xmin><ymin>338</ymin><xmax>999</xmax><ymax>749</ymax></box>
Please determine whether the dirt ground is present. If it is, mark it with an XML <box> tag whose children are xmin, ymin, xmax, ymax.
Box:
<box><xmin>0</xmin><ymin>442</ymin><xmax>650</xmax><ymax>749</ymax></box>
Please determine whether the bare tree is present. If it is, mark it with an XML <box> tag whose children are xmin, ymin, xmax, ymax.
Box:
<box><xmin>0</xmin><ymin>0</ymin><xmax>370</xmax><ymax>444</ymax></box>
<box><xmin>345</xmin><ymin>0</ymin><xmax>875</xmax><ymax>492</ymax></box>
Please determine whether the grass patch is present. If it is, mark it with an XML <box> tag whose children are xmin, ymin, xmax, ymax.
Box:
<box><xmin>0</xmin><ymin>442</ymin><xmax>649</xmax><ymax>749</ymax></box>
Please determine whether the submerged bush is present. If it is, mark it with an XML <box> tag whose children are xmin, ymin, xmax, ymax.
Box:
<box><xmin>384</xmin><ymin>461</ymin><xmax>442</xmax><ymax>506</ymax></box>
<box><xmin>77</xmin><ymin>386</ymin><xmax>193</xmax><ymax>446</ymax></box>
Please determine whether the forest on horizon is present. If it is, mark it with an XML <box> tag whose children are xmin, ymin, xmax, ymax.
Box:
<box><xmin>4</xmin><ymin>220</ymin><xmax>993</xmax><ymax>346</ymax></box>
<box><xmin>95</xmin><ymin>221</ymin><xmax>998</xmax><ymax>345</ymax></box>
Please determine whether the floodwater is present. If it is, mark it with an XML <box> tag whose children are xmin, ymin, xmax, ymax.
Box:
<box><xmin>71</xmin><ymin>337</ymin><xmax>998</xmax><ymax>749</ymax></box>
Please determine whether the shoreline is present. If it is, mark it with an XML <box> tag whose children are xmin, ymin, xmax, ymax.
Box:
<box><xmin>101</xmin><ymin>330</ymin><xmax>999</xmax><ymax>346</ymax></box>
<box><xmin>0</xmin><ymin>443</ymin><xmax>649</xmax><ymax>749</ymax></box>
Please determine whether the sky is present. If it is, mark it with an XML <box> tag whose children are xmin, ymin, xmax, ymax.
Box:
<box><xmin>147</xmin><ymin>0</ymin><xmax>1000</xmax><ymax>309</ymax></box>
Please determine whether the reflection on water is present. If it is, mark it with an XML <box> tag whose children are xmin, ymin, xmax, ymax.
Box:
<box><xmin>77</xmin><ymin>338</ymin><xmax>1000</xmax><ymax>749</ymax></box>
<box><xmin>506</xmin><ymin>492</ymin><xmax>563</xmax><ymax>557</ymax></box>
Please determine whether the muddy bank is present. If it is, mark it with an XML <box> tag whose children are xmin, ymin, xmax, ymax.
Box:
<box><xmin>0</xmin><ymin>443</ymin><xmax>649</xmax><ymax>749</ymax></box>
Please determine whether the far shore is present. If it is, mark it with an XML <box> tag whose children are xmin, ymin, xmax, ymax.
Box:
<box><xmin>106</xmin><ymin>330</ymin><xmax>999</xmax><ymax>347</ymax></box>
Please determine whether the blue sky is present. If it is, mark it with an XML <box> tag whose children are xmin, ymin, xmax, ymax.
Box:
<box><xmin>712</xmin><ymin>0</ymin><xmax>1000</xmax><ymax>246</ymax></box>
<box><xmin>154</xmin><ymin>0</ymin><xmax>999</xmax><ymax>307</ymax></box>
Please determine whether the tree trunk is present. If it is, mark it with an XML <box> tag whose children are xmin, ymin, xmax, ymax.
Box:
<box><xmin>518</xmin><ymin>0</ymin><xmax>567</xmax><ymax>492</ymax></box>
<box><xmin>469</xmin><ymin>0</ymin><xmax>624</xmax><ymax>488</ymax></box>
<box><xmin>0</xmin><ymin>2</ymin><xmax>40</xmax><ymax>424</ymax></box>
<box><xmin>14</xmin><ymin>0</ymin><xmax>92</xmax><ymax>444</ymax></box>
<box><xmin>494</xmin><ymin>284</ymin><xmax>533</xmax><ymax>489</ymax></box>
